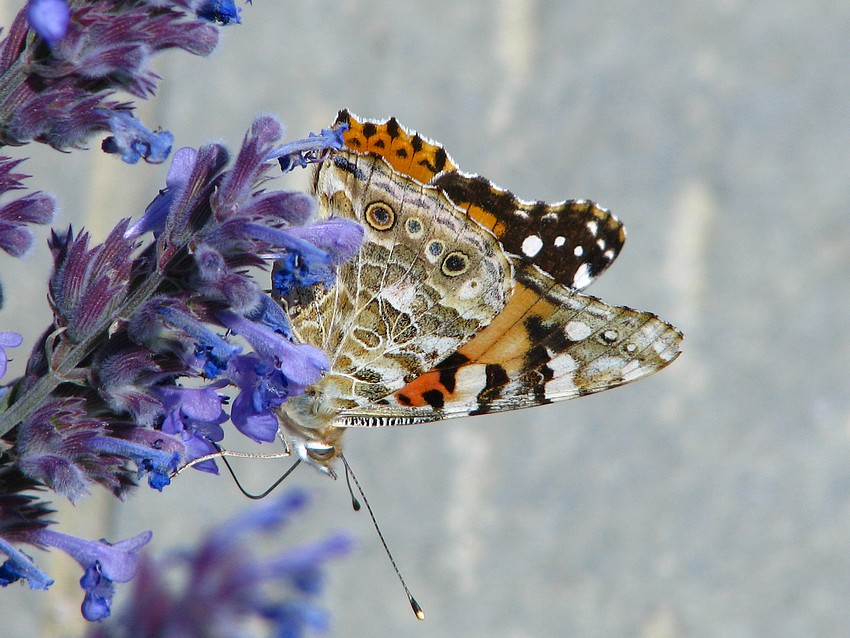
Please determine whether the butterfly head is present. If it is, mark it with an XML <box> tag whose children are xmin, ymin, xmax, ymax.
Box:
<box><xmin>277</xmin><ymin>387</ymin><xmax>345</xmax><ymax>477</ymax></box>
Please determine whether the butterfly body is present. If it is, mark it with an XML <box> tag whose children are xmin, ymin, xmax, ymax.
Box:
<box><xmin>277</xmin><ymin>111</ymin><xmax>682</xmax><ymax>474</ymax></box>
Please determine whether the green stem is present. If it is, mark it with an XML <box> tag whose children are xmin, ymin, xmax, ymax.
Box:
<box><xmin>0</xmin><ymin>264</ymin><xmax>167</xmax><ymax>439</ymax></box>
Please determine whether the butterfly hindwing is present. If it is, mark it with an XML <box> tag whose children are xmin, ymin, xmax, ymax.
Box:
<box><xmin>336</xmin><ymin>262</ymin><xmax>682</xmax><ymax>426</ymax></box>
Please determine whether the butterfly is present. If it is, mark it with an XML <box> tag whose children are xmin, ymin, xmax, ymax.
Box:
<box><xmin>276</xmin><ymin>110</ymin><xmax>682</xmax><ymax>474</ymax></box>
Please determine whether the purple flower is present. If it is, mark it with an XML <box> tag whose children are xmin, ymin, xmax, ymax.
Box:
<box><xmin>0</xmin><ymin>157</ymin><xmax>55</xmax><ymax>260</ymax></box>
<box><xmin>286</xmin><ymin>218</ymin><xmax>365</xmax><ymax>265</ymax></box>
<box><xmin>197</xmin><ymin>0</ymin><xmax>241</xmax><ymax>25</ymax></box>
<box><xmin>26</xmin><ymin>0</ymin><xmax>69</xmax><ymax>45</ymax></box>
<box><xmin>101</xmin><ymin>112</ymin><xmax>174</xmax><ymax>165</ymax></box>
<box><xmin>218</xmin><ymin>310</ymin><xmax>328</xmax><ymax>387</ymax></box>
<box><xmin>0</xmin><ymin>539</ymin><xmax>54</xmax><ymax>590</ymax></box>
<box><xmin>157</xmin><ymin>384</ymin><xmax>227</xmax><ymax>474</ymax></box>
<box><xmin>151</xmin><ymin>305</ymin><xmax>242</xmax><ymax>378</ymax></box>
<box><xmin>0</xmin><ymin>332</ymin><xmax>23</xmax><ymax>380</ymax></box>
<box><xmin>124</xmin><ymin>146</ymin><xmax>199</xmax><ymax>239</ymax></box>
<box><xmin>266</xmin><ymin>125</ymin><xmax>348</xmax><ymax>172</ymax></box>
<box><xmin>35</xmin><ymin>528</ymin><xmax>152</xmax><ymax>621</ymax></box>
<box><xmin>83</xmin><ymin>490</ymin><xmax>351</xmax><ymax>637</ymax></box>
<box><xmin>228</xmin><ymin>354</ymin><xmax>288</xmax><ymax>443</ymax></box>
<box><xmin>86</xmin><ymin>434</ymin><xmax>182</xmax><ymax>492</ymax></box>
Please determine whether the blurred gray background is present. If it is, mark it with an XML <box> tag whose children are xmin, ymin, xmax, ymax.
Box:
<box><xmin>2</xmin><ymin>1</ymin><xmax>850</xmax><ymax>636</ymax></box>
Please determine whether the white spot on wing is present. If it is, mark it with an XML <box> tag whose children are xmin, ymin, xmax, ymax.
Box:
<box><xmin>521</xmin><ymin>234</ymin><xmax>543</xmax><ymax>257</ymax></box>
<box><xmin>573</xmin><ymin>245</ymin><xmax>583</xmax><ymax>257</ymax></box>
<box><xmin>547</xmin><ymin>353</ymin><xmax>578</xmax><ymax>377</ymax></box>
<box><xmin>586</xmin><ymin>220</ymin><xmax>598</xmax><ymax>235</ymax></box>
<box><xmin>572</xmin><ymin>263</ymin><xmax>592</xmax><ymax>289</ymax></box>
<box><xmin>554</xmin><ymin>236</ymin><xmax>566</xmax><ymax>247</ymax></box>
<box><xmin>565</xmin><ymin>321</ymin><xmax>592</xmax><ymax>341</ymax></box>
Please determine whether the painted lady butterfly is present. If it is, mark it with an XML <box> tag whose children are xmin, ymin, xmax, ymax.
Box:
<box><xmin>277</xmin><ymin>110</ymin><xmax>682</xmax><ymax>475</ymax></box>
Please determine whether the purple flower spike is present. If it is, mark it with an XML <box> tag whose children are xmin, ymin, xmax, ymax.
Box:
<box><xmin>90</xmin><ymin>490</ymin><xmax>350</xmax><ymax>636</ymax></box>
<box><xmin>26</xmin><ymin>0</ymin><xmax>69</xmax><ymax>45</ymax></box>
<box><xmin>0</xmin><ymin>331</ymin><xmax>23</xmax><ymax>380</ymax></box>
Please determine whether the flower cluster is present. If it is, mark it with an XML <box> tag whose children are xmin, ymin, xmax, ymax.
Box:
<box><xmin>0</xmin><ymin>0</ymin><xmax>363</xmax><ymax>628</ymax></box>
<box><xmin>0</xmin><ymin>113</ymin><xmax>360</xmax><ymax>619</ymax></box>
<box><xmin>85</xmin><ymin>490</ymin><xmax>352</xmax><ymax>637</ymax></box>
<box><xmin>1</xmin><ymin>0</ymin><xmax>239</xmax><ymax>163</ymax></box>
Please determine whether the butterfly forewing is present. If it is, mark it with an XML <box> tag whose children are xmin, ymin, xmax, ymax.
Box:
<box><xmin>432</xmin><ymin>173</ymin><xmax>624</xmax><ymax>291</ymax></box>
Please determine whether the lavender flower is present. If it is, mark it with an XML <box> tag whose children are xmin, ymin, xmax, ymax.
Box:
<box><xmin>25</xmin><ymin>0</ymin><xmax>70</xmax><ymax>46</ymax></box>
<box><xmin>34</xmin><ymin>528</ymin><xmax>152</xmax><ymax>621</ymax></box>
<box><xmin>84</xmin><ymin>490</ymin><xmax>351</xmax><ymax>638</ymax></box>
<box><xmin>0</xmin><ymin>332</ymin><xmax>22</xmax><ymax>381</ymax></box>
<box><xmin>1</xmin><ymin>0</ymin><xmax>232</xmax><ymax>158</ymax></box>
<box><xmin>0</xmin><ymin>115</ymin><xmax>361</xmax><ymax>620</ymax></box>
<box><xmin>0</xmin><ymin>157</ymin><xmax>55</xmax><ymax>258</ymax></box>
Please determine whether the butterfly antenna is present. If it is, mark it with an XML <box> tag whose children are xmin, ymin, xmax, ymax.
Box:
<box><xmin>341</xmin><ymin>454</ymin><xmax>424</xmax><ymax>620</ymax></box>
<box><xmin>343</xmin><ymin>462</ymin><xmax>361</xmax><ymax>511</ymax></box>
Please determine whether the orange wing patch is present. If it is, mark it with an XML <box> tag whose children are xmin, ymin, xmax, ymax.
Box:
<box><xmin>391</xmin><ymin>261</ymin><xmax>682</xmax><ymax>415</ymax></box>
<box><xmin>334</xmin><ymin>111</ymin><xmax>625</xmax><ymax>292</ymax></box>
<box><xmin>393</xmin><ymin>276</ymin><xmax>551</xmax><ymax>409</ymax></box>
<box><xmin>334</xmin><ymin>109</ymin><xmax>457</xmax><ymax>185</ymax></box>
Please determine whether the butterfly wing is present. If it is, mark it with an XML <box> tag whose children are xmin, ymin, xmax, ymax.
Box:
<box><xmin>285</xmin><ymin>148</ymin><xmax>513</xmax><ymax>414</ymax></box>
<box><xmin>335</xmin><ymin>261</ymin><xmax>682</xmax><ymax>426</ymax></box>
<box><xmin>335</xmin><ymin>109</ymin><xmax>625</xmax><ymax>291</ymax></box>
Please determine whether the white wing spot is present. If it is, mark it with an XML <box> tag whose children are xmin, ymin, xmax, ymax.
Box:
<box><xmin>596</xmin><ymin>238</ymin><xmax>606</xmax><ymax>250</ymax></box>
<box><xmin>547</xmin><ymin>353</ymin><xmax>578</xmax><ymax>378</ymax></box>
<box><xmin>586</xmin><ymin>220</ymin><xmax>598</xmax><ymax>235</ymax></box>
<box><xmin>554</xmin><ymin>236</ymin><xmax>566</xmax><ymax>248</ymax></box>
<box><xmin>573</xmin><ymin>245</ymin><xmax>584</xmax><ymax>257</ymax></box>
<box><xmin>565</xmin><ymin>321</ymin><xmax>592</xmax><ymax>341</ymax></box>
<box><xmin>602</xmin><ymin>329</ymin><xmax>619</xmax><ymax>343</ymax></box>
<box><xmin>521</xmin><ymin>234</ymin><xmax>544</xmax><ymax>257</ymax></box>
<box><xmin>572</xmin><ymin>263</ymin><xmax>592</xmax><ymax>289</ymax></box>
